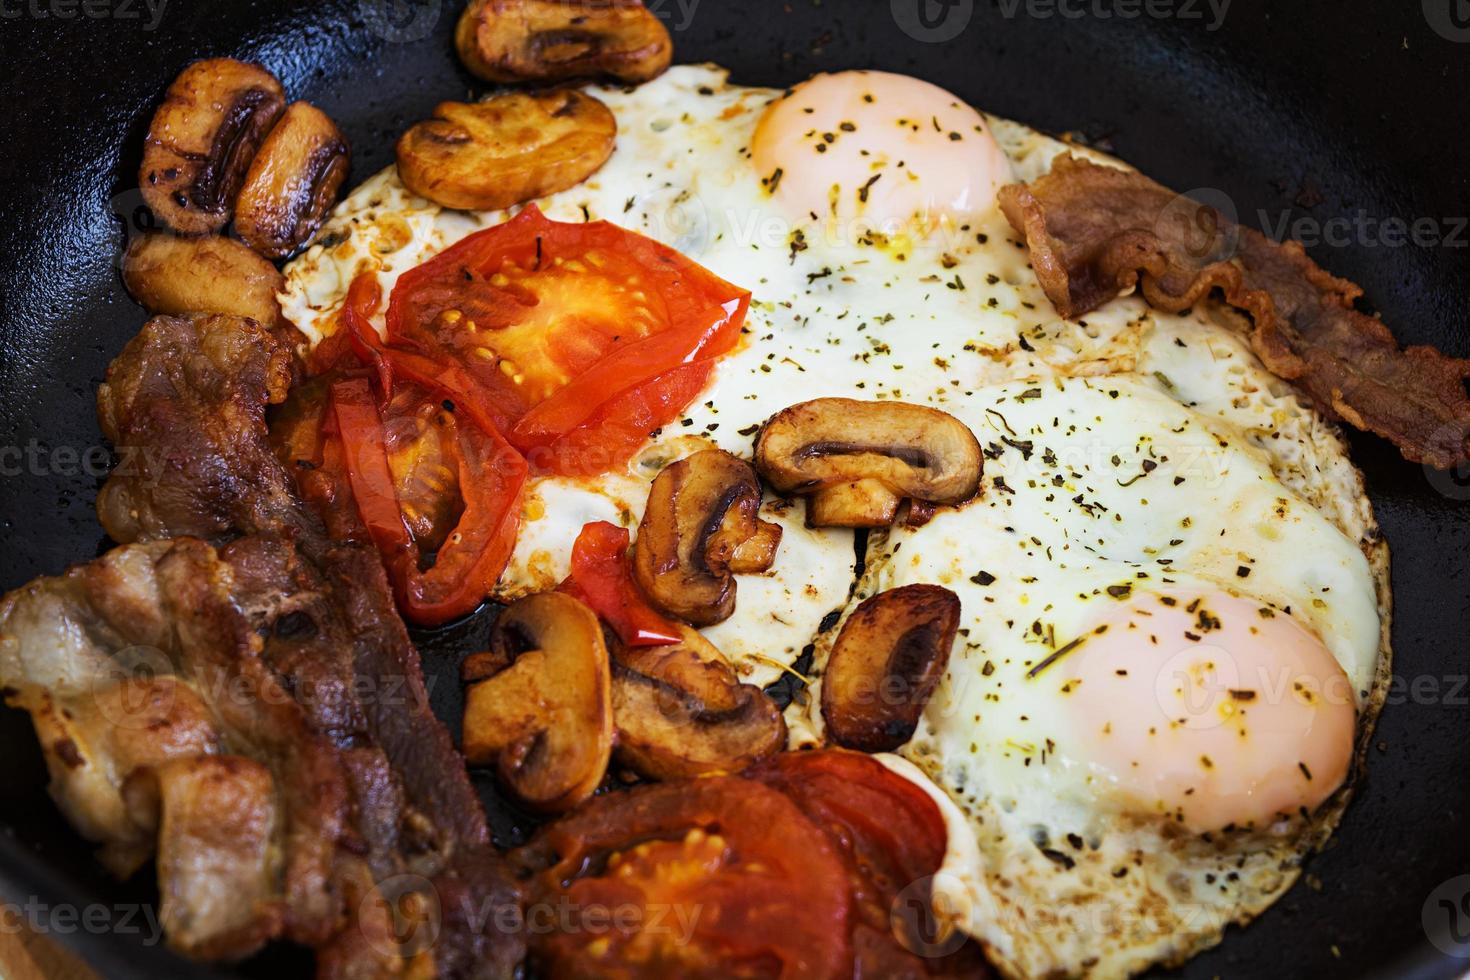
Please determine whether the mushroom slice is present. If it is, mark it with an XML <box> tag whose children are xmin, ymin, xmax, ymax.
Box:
<box><xmin>611</xmin><ymin>626</ymin><xmax>785</xmax><ymax>780</ymax></box>
<box><xmin>460</xmin><ymin>593</ymin><xmax>612</xmax><ymax>813</ymax></box>
<box><xmin>821</xmin><ymin>584</ymin><xmax>961</xmax><ymax>752</ymax></box>
<box><xmin>614</xmin><ymin>624</ymin><xmax>743</xmax><ymax>715</ymax></box>
<box><xmin>633</xmin><ymin>449</ymin><xmax>783</xmax><ymax>627</ymax></box>
<box><xmin>455</xmin><ymin>0</ymin><xmax>672</xmax><ymax>84</ymax></box>
<box><xmin>754</xmin><ymin>397</ymin><xmax>983</xmax><ymax>528</ymax></box>
<box><xmin>140</xmin><ymin>58</ymin><xmax>286</xmax><ymax>235</ymax></box>
<box><xmin>122</xmin><ymin>232</ymin><xmax>284</xmax><ymax>325</ymax></box>
<box><xmin>727</xmin><ymin>518</ymin><xmax>783</xmax><ymax>574</ymax></box>
<box><xmin>396</xmin><ymin>90</ymin><xmax>616</xmax><ymax>212</ymax></box>
<box><xmin>234</xmin><ymin>102</ymin><xmax>350</xmax><ymax>259</ymax></box>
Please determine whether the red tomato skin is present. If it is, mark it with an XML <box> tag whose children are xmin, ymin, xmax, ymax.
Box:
<box><xmin>329</xmin><ymin>363</ymin><xmax>525</xmax><ymax>627</ymax></box>
<box><xmin>747</xmin><ymin>751</ymin><xmax>989</xmax><ymax>979</ymax></box>
<box><xmin>563</xmin><ymin>521</ymin><xmax>682</xmax><ymax>647</ymax></box>
<box><xmin>383</xmin><ymin>206</ymin><xmax>750</xmax><ymax>478</ymax></box>
<box><xmin>514</xmin><ymin>775</ymin><xmax>854</xmax><ymax>980</ymax></box>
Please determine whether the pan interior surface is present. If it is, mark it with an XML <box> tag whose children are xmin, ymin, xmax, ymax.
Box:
<box><xmin>0</xmin><ymin>2</ymin><xmax>1467</xmax><ymax>978</ymax></box>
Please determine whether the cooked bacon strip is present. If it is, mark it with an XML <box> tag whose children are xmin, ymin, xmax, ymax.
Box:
<box><xmin>95</xmin><ymin>313</ymin><xmax>307</xmax><ymax>544</ymax></box>
<box><xmin>0</xmin><ymin>538</ymin><xmax>347</xmax><ymax>959</ymax></box>
<box><xmin>96</xmin><ymin>313</ymin><xmax>493</xmax><ymax>856</ymax></box>
<box><xmin>127</xmin><ymin>756</ymin><xmax>283</xmax><ymax>959</ymax></box>
<box><xmin>70</xmin><ymin>311</ymin><xmax>526</xmax><ymax>975</ymax></box>
<box><xmin>998</xmin><ymin>153</ymin><xmax>1470</xmax><ymax>469</ymax></box>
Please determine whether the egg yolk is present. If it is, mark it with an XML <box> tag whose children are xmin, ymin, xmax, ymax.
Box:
<box><xmin>750</xmin><ymin>70</ymin><xmax>1012</xmax><ymax>242</ymax></box>
<box><xmin>1064</xmin><ymin>590</ymin><xmax>1355</xmax><ymax>833</ymax></box>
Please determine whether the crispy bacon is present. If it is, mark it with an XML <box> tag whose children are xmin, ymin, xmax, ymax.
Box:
<box><xmin>96</xmin><ymin>313</ymin><xmax>494</xmax><ymax>859</ymax></box>
<box><xmin>999</xmin><ymin>153</ymin><xmax>1470</xmax><ymax>469</ymax></box>
<box><xmin>0</xmin><ymin>311</ymin><xmax>526</xmax><ymax>976</ymax></box>
<box><xmin>0</xmin><ymin>538</ymin><xmax>347</xmax><ymax>958</ymax></box>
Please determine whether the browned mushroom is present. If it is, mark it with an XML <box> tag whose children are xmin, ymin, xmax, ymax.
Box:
<box><xmin>611</xmin><ymin>625</ymin><xmax>785</xmax><ymax>780</ymax></box>
<box><xmin>821</xmin><ymin>584</ymin><xmax>960</xmax><ymax>752</ymax></box>
<box><xmin>729</xmin><ymin>519</ymin><xmax>783</xmax><ymax>573</ymax></box>
<box><xmin>455</xmin><ymin>0</ymin><xmax>672</xmax><ymax>84</ymax></box>
<box><xmin>632</xmin><ymin>449</ymin><xmax>782</xmax><ymax>627</ymax></box>
<box><xmin>460</xmin><ymin>592</ymin><xmax>613</xmax><ymax>813</ymax></box>
<box><xmin>234</xmin><ymin>102</ymin><xmax>350</xmax><ymax>259</ymax></box>
<box><xmin>754</xmin><ymin>398</ymin><xmax>983</xmax><ymax>528</ymax></box>
<box><xmin>121</xmin><ymin>232</ymin><xmax>285</xmax><ymax>326</ymax></box>
<box><xmin>140</xmin><ymin>58</ymin><xmax>286</xmax><ymax>235</ymax></box>
<box><xmin>396</xmin><ymin>89</ymin><xmax>616</xmax><ymax>212</ymax></box>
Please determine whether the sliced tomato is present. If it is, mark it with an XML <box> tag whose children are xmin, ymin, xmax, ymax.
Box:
<box><xmin>513</xmin><ymin>775</ymin><xmax>853</xmax><ymax>980</ymax></box>
<box><xmin>344</xmin><ymin>273</ymin><xmax>526</xmax><ymax>435</ymax></box>
<box><xmin>562</xmin><ymin>521</ymin><xmax>681</xmax><ymax>647</ymax></box>
<box><xmin>318</xmin><ymin>203</ymin><xmax>750</xmax><ymax>621</ymax></box>
<box><xmin>520</xmin><ymin>359</ymin><xmax>716</xmax><ymax>478</ymax></box>
<box><xmin>330</xmin><ymin>376</ymin><xmax>526</xmax><ymax>626</ymax></box>
<box><xmin>382</xmin><ymin>205</ymin><xmax>749</xmax><ymax>476</ymax></box>
<box><xmin>747</xmin><ymin>751</ymin><xmax>987</xmax><ymax>978</ymax></box>
<box><xmin>269</xmin><ymin>373</ymin><xmax>365</xmax><ymax>543</ymax></box>
<box><xmin>379</xmin><ymin>385</ymin><xmax>465</xmax><ymax>554</ymax></box>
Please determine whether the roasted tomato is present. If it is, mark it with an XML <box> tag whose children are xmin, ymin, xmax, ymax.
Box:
<box><xmin>562</xmin><ymin>521</ymin><xmax>681</xmax><ymax>647</ymax></box>
<box><xmin>383</xmin><ymin>205</ymin><xmax>750</xmax><ymax>476</ymax></box>
<box><xmin>326</xmin><ymin>376</ymin><xmax>526</xmax><ymax>626</ymax></box>
<box><xmin>512</xmin><ymin>775</ymin><xmax>853</xmax><ymax>979</ymax></box>
<box><xmin>746</xmin><ymin>751</ymin><xmax>988</xmax><ymax>978</ymax></box>
<box><xmin>343</xmin><ymin>273</ymin><xmax>526</xmax><ymax>435</ymax></box>
<box><xmin>305</xmin><ymin>206</ymin><xmax>748</xmax><ymax>622</ymax></box>
<box><xmin>270</xmin><ymin>370</ymin><xmax>515</xmax><ymax>624</ymax></box>
<box><xmin>297</xmin><ymin>275</ymin><xmax>527</xmax><ymax>625</ymax></box>
<box><xmin>513</xmin><ymin>749</ymin><xmax>982</xmax><ymax>979</ymax></box>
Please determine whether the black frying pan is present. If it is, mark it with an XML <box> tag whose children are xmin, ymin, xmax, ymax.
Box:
<box><xmin>2</xmin><ymin>1</ymin><xmax>1468</xmax><ymax>977</ymax></box>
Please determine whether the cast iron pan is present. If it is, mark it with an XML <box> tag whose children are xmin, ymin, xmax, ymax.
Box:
<box><xmin>1</xmin><ymin>1</ymin><xmax>1468</xmax><ymax>977</ymax></box>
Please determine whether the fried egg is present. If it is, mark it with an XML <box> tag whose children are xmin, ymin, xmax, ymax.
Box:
<box><xmin>789</xmin><ymin>369</ymin><xmax>1386</xmax><ymax>975</ymax></box>
<box><xmin>282</xmin><ymin>64</ymin><xmax>1391</xmax><ymax>977</ymax></box>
